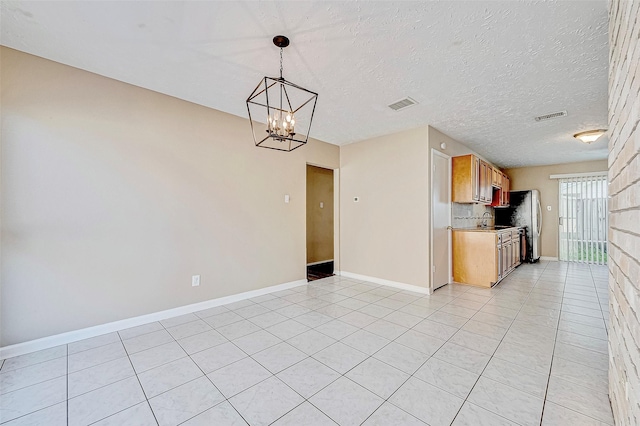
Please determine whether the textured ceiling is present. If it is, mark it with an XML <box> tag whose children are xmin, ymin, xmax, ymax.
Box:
<box><xmin>0</xmin><ymin>1</ymin><xmax>609</xmax><ymax>167</ymax></box>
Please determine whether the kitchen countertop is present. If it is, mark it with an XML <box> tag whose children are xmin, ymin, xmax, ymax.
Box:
<box><xmin>452</xmin><ymin>226</ymin><xmax>521</xmax><ymax>232</ymax></box>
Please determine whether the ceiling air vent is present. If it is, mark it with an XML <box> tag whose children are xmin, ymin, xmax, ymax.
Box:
<box><xmin>534</xmin><ymin>110</ymin><xmax>567</xmax><ymax>122</ymax></box>
<box><xmin>388</xmin><ymin>97</ymin><xmax>418</xmax><ymax>111</ymax></box>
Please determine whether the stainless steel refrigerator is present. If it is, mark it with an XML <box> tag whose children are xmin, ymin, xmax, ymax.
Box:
<box><xmin>495</xmin><ymin>189</ymin><xmax>542</xmax><ymax>262</ymax></box>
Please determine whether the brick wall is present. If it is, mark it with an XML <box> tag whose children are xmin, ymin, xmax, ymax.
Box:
<box><xmin>608</xmin><ymin>0</ymin><xmax>640</xmax><ymax>424</ymax></box>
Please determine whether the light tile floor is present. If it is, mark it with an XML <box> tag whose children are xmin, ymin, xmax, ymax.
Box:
<box><xmin>0</xmin><ymin>261</ymin><xmax>613</xmax><ymax>425</ymax></box>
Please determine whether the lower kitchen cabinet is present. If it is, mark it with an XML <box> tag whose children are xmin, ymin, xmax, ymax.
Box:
<box><xmin>452</xmin><ymin>228</ymin><xmax>521</xmax><ymax>287</ymax></box>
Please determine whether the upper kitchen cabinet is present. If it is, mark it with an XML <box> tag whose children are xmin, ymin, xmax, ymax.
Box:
<box><xmin>479</xmin><ymin>160</ymin><xmax>492</xmax><ymax>203</ymax></box>
<box><xmin>501</xmin><ymin>173</ymin><xmax>510</xmax><ymax>206</ymax></box>
<box><xmin>452</xmin><ymin>154</ymin><xmax>480</xmax><ymax>203</ymax></box>
<box><xmin>452</xmin><ymin>154</ymin><xmax>495</xmax><ymax>204</ymax></box>
<box><xmin>491</xmin><ymin>172</ymin><xmax>511</xmax><ymax>207</ymax></box>
<box><xmin>492</xmin><ymin>167</ymin><xmax>502</xmax><ymax>188</ymax></box>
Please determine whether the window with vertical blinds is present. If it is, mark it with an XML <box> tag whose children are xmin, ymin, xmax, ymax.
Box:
<box><xmin>557</xmin><ymin>174</ymin><xmax>608</xmax><ymax>265</ymax></box>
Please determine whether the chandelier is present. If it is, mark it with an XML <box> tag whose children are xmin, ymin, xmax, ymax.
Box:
<box><xmin>246</xmin><ymin>35</ymin><xmax>318</xmax><ymax>152</ymax></box>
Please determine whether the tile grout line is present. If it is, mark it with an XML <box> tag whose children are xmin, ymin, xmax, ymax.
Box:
<box><xmin>120</xmin><ymin>277</ymin><xmax>480</xmax><ymax>424</ymax></box>
<box><xmin>590</xmin><ymin>264</ymin><xmax>610</xmax><ymax>337</ymax></box>
<box><xmin>118</xmin><ymin>325</ymin><xmax>161</xmax><ymax>426</ymax></box>
<box><xmin>259</xmin><ymin>278</ymin><xmax>434</xmax><ymax>425</ymax></box>
<box><xmin>536</xmin><ymin>263</ymin><xmax>568</xmax><ymax>426</ymax></box>
<box><xmin>541</xmin><ymin>265</ymin><xmax>614</xmax><ymax>425</ymax></box>
<box><xmin>47</xmin><ymin>283</ymin><xmax>345</xmax><ymax>424</ymax></box>
<box><xmin>448</xmin><ymin>261</ymin><xmax>552</xmax><ymax>425</ymax></box>
<box><xmin>71</xmin><ymin>326</ymin><xmax>163</xmax><ymax>425</ymax></box>
<box><xmin>155</xmin><ymin>312</ymin><xmax>242</xmax><ymax>426</ymax></box>
<box><xmin>359</xmin><ymin>269</ymin><xmax>551</xmax><ymax>424</ymax></box>
<box><xmin>254</xmin><ymin>278</ymin><xmax>476</xmax><ymax>425</ymax></box>
<box><xmin>338</xmin><ymin>275</ymin><xmax>508</xmax><ymax>425</ymax></box>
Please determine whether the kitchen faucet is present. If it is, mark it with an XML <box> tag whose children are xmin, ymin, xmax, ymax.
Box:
<box><xmin>481</xmin><ymin>211</ymin><xmax>492</xmax><ymax>228</ymax></box>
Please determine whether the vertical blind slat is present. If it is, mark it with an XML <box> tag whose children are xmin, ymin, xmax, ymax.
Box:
<box><xmin>588</xmin><ymin>176</ymin><xmax>598</xmax><ymax>263</ymax></box>
<box><xmin>580</xmin><ymin>179</ymin><xmax>588</xmax><ymax>263</ymax></box>
<box><xmin>595</xmin><ymin>177</ymin><xmax>600</xmax><ymax>265</ymax></box>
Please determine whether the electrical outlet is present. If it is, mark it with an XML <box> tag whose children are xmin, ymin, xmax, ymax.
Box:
<box><xmin>192</xmin><ymin>275</ymin><xmax>200</xmax><ymax>287</ymax></box>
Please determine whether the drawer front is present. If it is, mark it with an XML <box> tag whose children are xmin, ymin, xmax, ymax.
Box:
<box><xmin>500</xmin><ymin>231</ymin><xmax>512</xmax><ymax>243</ymax></box>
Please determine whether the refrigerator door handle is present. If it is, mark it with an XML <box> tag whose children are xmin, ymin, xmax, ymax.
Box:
<box><xmin>537</xmin><ymin>200</ymin><xmax>542</xmax><ymax>236</ymax></box>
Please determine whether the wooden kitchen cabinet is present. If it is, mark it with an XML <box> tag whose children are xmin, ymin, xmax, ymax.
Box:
<box><xmin>479</xmin><ymin>160</ymin><xmax>492</xmax><ymax>203</ymax></box>
<box><xmin>452</xmin><ymin>154</ymin><xmax>480</xmax><ymax>203</ymax></box>
<box><xmin>497</xmin><ymin>229</ymin><xmax>520</xmax><ymax>280</ymax></box>
<box><xmin>453</xmin><ymin>228</ymin><xmax>520</xmax><ymax>287</ymax></box>
<box><xmin>501</xmin><ymin>174</ymin><xmax>510</xmax><ymax>206</ymax></box>
<box><xmin>453</xmin><ymin>154</ymin><xmax>510</xmax><ymax>206</ymax></box>
<box><xmin>492</xmin><ymin>167</ymin><xmax>502</xmax><ymax>188</ymax></box>
<box><xmin>452</xmin><ymin>230</ymin><xmax>498</xmax><ymax>287</ymax></box>
<box><xmin>452</xmin><ymin>154</ymin><xmax>493</xmax><ymax>204</ymax></box>
<box><xmin>491</xmin><ymin>172</ymin><xmax>511</xmax><ymax>208</ymax></box>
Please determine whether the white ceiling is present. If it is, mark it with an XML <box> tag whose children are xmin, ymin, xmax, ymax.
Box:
<box><xmin>0</xmin><ymin>1</ymin><xmax>609</xmax><ymax>167</ymax></box>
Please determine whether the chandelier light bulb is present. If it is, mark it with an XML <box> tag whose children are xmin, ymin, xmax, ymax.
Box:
<box><xmin>266</xmin><ymin>110</ymin><xmax>296</xmax><ymax>139</ymax></box>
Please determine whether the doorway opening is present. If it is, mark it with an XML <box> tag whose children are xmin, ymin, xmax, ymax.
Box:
<box><xmin>558</xmin><ymin>174</ymin><xmax>608</xmax><ymax>265</ymax></box>
<box><xmin>306</xmin><ymin>165</ymin><xmax>335</xmax><ymax>281</ymax></box>
<box><xmin>431</xmin><ymin>149</ymin><xmax>452</xmax><ymax>292</ymax></box>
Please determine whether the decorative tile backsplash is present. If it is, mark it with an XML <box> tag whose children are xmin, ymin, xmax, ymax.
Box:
<box><xmin>452</xmin><ymin>203</ymin><xmax>494</xmax><ymax>229</ymax></box>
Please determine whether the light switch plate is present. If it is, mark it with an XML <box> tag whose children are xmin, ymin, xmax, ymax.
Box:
<box><xmin>192</xmin><ymin>275</ymin><xmax>200</xmax><ymax>287</ymax></box>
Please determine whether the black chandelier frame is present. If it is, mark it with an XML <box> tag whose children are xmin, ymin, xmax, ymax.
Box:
<box><xmin>246</xmin><ymin>35</ymin><xmax>318</xmax><ymax>152</ymax></box>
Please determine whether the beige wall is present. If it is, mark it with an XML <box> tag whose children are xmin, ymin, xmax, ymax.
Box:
<box><xmin>608</xmin><ymin>0</ymin><xmax>640</xmax><ymax>423</ymax></box>
<box><xmin>428</xmin><ymin>126</ymin><xmax>486</xmax><ymax>159</ymax></box>
<box><xmin>340</xmin><ymin>127</ymin><xmax>430</xmax><ymax>288</ymax></box>
<box><xmin>306</xmin><ymin>165</ymin><xmax>334</xmax><ymax>264</ymax></box>
<box><xmin>0</xmin><ymin>47</ymin><xmax>339</xmax><ymax>346</ymax></box>
<box><xmin>338</xmin><ymin>125</ymin><xmax>490</xmax><ymax>290</ymax></box>
<box><xmin>504</xmin><ymin>160</ymin><xmax>607</xmax><ymax>258</ymax></box>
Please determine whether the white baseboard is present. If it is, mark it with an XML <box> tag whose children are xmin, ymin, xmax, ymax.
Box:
<box><xmin>540</xmin><ymin>256</ymin><xmax>559</xmax><ymax>261</ymax></box>
<box><xmin>339</xmin><ymin>271</ymin><xmax>429</xmax><ymax>295</ymax></box>
<box><xmin>0</xmin><ymin>279</ymin><xmax>307</xmax><ymax>360</ymax></box>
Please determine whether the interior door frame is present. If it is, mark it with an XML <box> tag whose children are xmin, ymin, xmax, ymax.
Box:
<box><xmin>305</xmin><ymin>163</ymin><xmax>340</xmax><ymax>276</ymax></box>
<box><xmin>430</xmin><ymin>149</ymin><xmax>452</xmax><ymax>293</ymax></box>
